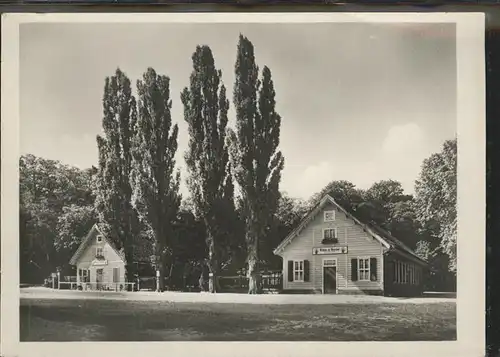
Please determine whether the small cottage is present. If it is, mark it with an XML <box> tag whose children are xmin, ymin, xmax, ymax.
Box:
<box><xmin>69</xmin><ymin>224</ymin><xmax>128</xmax><ymax>291</ymax></box>
<box><xmin>273</xmin><ymin>194</ymin><xmax>428</xmax><ymax>296</ymax></box>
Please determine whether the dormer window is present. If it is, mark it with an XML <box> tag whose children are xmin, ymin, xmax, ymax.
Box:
<box><xmin>324</xmin><ymin>210</ymin><xmax>335</xmax><ymax>222</ymax></box>
<box><xmin>96</xmin><ymin>235</ymin><xmax>103</xmax><ymax>243</ymax></box>
<box><xmin>321</xmin><ymin>228</ymin><xmax>338</xmax><ymax>244</ymax></box>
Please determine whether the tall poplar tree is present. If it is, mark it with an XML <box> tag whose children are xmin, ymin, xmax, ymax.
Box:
<box><xmin>95</xmin><ymin>68</ymin><xmax>140</xmax><ymax>283</ymax></box>
<box><xmin>130</xmin><ymin>67</ymin><xmax>181</xmax><ymax>292</ymax></box>
<box><xmin>229</xmin><ymin>35</ymin><xmax>284</xmax><ymax>294</ymax></box>
<box><xmin>181</xmin><ymin>45</ymin><xmax>235</xmax><ymax>293</ymax></box>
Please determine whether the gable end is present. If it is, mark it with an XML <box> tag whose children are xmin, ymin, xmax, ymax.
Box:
<box><xmin>274</xmin><ymin>195</ymin><xmax>392</xmax><ymax>256</ymax></box>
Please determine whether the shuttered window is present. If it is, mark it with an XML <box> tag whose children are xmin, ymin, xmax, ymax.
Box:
<box><xmin>370</xmin><ymin>258</ymin><xmax>377</xmax><ymax>281</ymax></box>
<box><xmin>351</xmin><ymin>259</ymin><xmax>358</xmax><ymax>281</ymax></box>
<box><xmin>287</xmin><ymin>260</ymin><xmax>307</xmax><ymax>282</ymax></box>
<box><xmin>304</xmin><ymin>260</ymin><xmax>310</xmax><ymax>282</ymax></box>
<box><xmin>113</xmin><ymin>267</ymin><xmax>119</xmax><ymax>283</ymax></box>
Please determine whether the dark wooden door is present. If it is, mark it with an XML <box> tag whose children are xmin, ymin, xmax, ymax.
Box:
<box><xmin>96</xmin><ymin>269</ymin><xmax>103</xmax><ymax>290</ymax></box>
<box><xmin>323</xmin><ymin>266</ymin><xmax>337</xmax><ymax>294</ymax></box>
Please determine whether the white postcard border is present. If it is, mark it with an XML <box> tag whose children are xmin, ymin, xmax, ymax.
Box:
<box><xmin>1</xmin><ymin>11</ymin><xmax>485</xmax><ymax>357</ymax></box>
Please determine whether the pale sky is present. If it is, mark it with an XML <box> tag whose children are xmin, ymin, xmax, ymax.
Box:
<box><xmin>20</xmin><ymin>22</ymin><xmax>456</xmax><ymax>200</ymax></box>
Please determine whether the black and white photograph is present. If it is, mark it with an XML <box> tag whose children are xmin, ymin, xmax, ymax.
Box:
<box><xmin>1</xmin><ymin>12</ymin><xmax>485</xmax><ymax>357</ymax></box>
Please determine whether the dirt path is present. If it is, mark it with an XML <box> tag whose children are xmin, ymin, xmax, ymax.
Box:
<box><xmin>20</xmin><ymin>296</ymin><xmax>456</xmax><ymax>341</ymax></box>
<box><xmin>20</xmin><ymin>287</ymin><xmax>455</xmax><ymax>305</ymax></box>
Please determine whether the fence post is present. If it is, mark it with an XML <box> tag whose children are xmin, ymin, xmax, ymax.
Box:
<box><xmin>57</xmin><ymin>271</ymin><xmax>61</xmax><ymax>289</ymax></box>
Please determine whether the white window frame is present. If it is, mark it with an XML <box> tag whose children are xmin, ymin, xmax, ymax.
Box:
<box><xmin>79</xmin><ymin>268</ymin><xmax>89</xmax><ymax>283</ymax></box>
<box><xmin>357</xmin><ymin>257</ymin><xmax>371</xmax><ymax>282</ymax></box>
<box><xmin>323</xmin><ymin>258</ymin><xmax>337</xmax><ymax>267</ymax></box>
<box><xmin>96</xmin><ymin>247</ymin><xmax>103</xmax><ymax>257</ymax></box>
<box><xmin>324</xmin><ymin>210</ymin><xmax>336</xmax><ymax>222</ymax></box>
<box><xmin>322</xmin><ymin>227</ymin><xmax>338</xmax><ymax>240</ymax></box>
<box><xmin>293</xmin><ymin>260</ymin><xmax>304</xmax><ymax>282</ymax></box>
<box><xmin>96</xmin><ymin>235</ymin><xmax>103</xmax><ymax>243</ymax></box>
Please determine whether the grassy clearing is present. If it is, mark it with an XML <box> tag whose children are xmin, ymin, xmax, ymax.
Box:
<box><xmin>20</xmin><ymin>298</ymin><xmax>456</xmax><ymax>341</ymax></box>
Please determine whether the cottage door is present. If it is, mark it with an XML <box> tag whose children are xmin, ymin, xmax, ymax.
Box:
<box><xmin>323</xmin><ymin>266</ymin><xmax>337</xmax><ymax>294</ymax></box>
<box><xmin>96</xmin><ymin>269</ymin><xmax>103</xmax><ymax>290</ymax></box>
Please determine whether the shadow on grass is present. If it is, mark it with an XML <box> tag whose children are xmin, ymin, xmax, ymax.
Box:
<box><xmin>20</xmin><ymin>298</ymin><xmax>457</xmax><ymax>341</ymax></box>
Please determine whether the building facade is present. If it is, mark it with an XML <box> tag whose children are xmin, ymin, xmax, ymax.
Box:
<box><xmin>69</xmin><ymin>224</ymin><xmax>127</xmax><ymax>291</ymax></box>
<box><xmin>273</xmin><ymin>194</ymin><xmax>428</xmax><ymax>296</ymax></box>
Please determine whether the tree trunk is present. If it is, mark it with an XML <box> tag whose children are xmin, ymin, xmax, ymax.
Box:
<box><xmin>155</xmin><ymin>240</ymin><xmax>166</xmax><ymax>292</ymax></box>
<box><xmin>207</xmin><ymin>234</ymin><xmax>220</xmax><ymax>293</ymax></box>
<box><xmin>247</xmin><ymin>256</ymin><xmax>261</xmax><ymax>294</ymax></box>
<box><xmin>207</xmin><ymin>262</ymin><xmax>220</xmax><ymax>293</ymax></box>
<box><xmin>247</xmin><ymin>235</ymin><xmax>261</xmax><ymax>294</ymax></box>
<box><xmin>156</xmin><ymin>264</ymin><xmax>165</xmax><ymax>292</ymax></box>
<box><xmin>124</xmin><ymin>208</ymin><xmax>138</xmax><ymax>291</ymax></box>
<box><xmin>166</xmin><ymin>258</ymin><xmax>174</xmax><ymax>291</ymax></box>
<box><xmin>199</xmin><ymin>268</ymin><xmax>206</xmax><ymax>292</ymax></box>
<box><xmin>124</xmin><ymin>251</ymin><xmax>135</xmax><ymax>291</ymax></box>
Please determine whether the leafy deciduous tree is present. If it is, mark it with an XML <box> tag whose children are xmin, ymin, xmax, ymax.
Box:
<box><xmin>415</xmin><ymin>138</ymin><xmax>457</xmax><ymax>271</ymax></box>
<box><xmin>19</xmin><ymin>155</ymin><xmax>96</xmax><ymax>281</ymax></box>
<box><xmin>309</xmin><ymin>180</ymin><xmax>364</xmax><ymax>211</ymax></box>
<box><xmin>262</xmin><ymin>192</ymin><xmax>308</xmax><ymax>269</ymax></box>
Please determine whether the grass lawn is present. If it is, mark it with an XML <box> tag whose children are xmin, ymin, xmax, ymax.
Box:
<box><xmin>20</xmin><ymin>297</ymin><xmax>456</xmax><ymax>341</ymax></box>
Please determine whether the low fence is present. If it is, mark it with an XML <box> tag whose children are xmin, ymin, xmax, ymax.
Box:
<box><xmin>48</xmin><ymin>271</ymin><xmax>283</xmax><ymax>293</ymax></box>
<box><xmin>54</xmin><ymin>276</ymin><xmax>136</xmax><ymax>292</ymax></box>
<box><xmin>219</xmin><ymin>271</ymin><xmax>283</xmax><ymax>293</ymax></box>
<box><xmin>136</xmin><ymin>277</ymin><xmax>200</xmax><ymax>292</ymax></box>
<box><xmin>58</xmin><ymin>281</ymin><xmax>136</xmax><ymax>291</ymax></box>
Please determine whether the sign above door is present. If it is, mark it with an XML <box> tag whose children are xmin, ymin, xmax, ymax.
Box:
<box><xmin>312</xmin><ymin>246</ymin><xmax>348</xmax><ymax>255</ymax></box>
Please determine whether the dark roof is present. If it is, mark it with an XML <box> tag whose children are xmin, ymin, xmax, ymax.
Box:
<box><xmin>357</xmin><ymin>215</ymin><xmax>426</xmax><ymax>264</ymax></box>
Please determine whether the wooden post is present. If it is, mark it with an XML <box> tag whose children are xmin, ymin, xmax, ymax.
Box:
<box><xmin>57</xmin><ymin>271</ymin><xmax>61</xmax><ymax>290</ymax></box>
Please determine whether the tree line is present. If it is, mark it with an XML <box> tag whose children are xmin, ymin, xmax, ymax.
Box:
<box><xmin>19</xmin><ymin>34</ymin><xmax>457</xmax><ymax>293</ymax></box>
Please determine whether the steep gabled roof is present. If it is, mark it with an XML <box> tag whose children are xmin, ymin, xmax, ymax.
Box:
<box><xmin>69</xmin><ymin>224</ymin><xmax>125</xmax><ymax>265</ymax></box>
<box><xmin>273</xmin><ymin>194</ymin><xmax>428</xmax><ymax>266</ymax></box>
